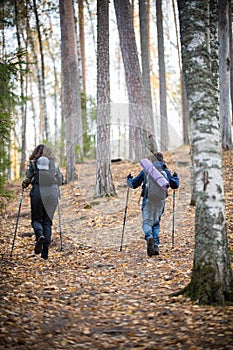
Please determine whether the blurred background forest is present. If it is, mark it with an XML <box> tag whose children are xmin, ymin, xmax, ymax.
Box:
<box><xmin>1</xmin><ymin>0</ymin><xmax>183</xmax><ymax>187</ymax></box>
<box><xmin>0</xmin><ymin>0</ymin><xmax>232</xmax><ymax>196</ymax></box>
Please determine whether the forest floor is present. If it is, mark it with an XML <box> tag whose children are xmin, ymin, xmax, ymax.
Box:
<box><xmin>0</xmin><ymin>145</ymin><xmax>233</xmax><ymax>350</ymax></box>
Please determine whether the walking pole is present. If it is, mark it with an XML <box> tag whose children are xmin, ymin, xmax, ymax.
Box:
<box><xmin>10</xmin><ymin>188</ymin><xmax>24</xmax><ymax>258</ymax></box>
<box><xmin>57</xmin><ymin>186</ymin><xmax>63</xmax><ymax>251</ymax></box>
<box><xmin>120</xmin><ymin>187</ymin><xmax>130</xmax><ymax>252</ymax></box>
<box><xmin>172</xmin><ymin>189</ymin><xmax>176</xmax><ymax>249</ymax></box>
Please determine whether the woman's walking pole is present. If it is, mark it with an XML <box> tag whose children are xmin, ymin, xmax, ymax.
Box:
<box><xmin>57</xmin><ymin>186</ymin><xmax>63</xmax><ymax>251</ymax></box>
<box><xmin>10</xmin><ymin>188</ymin><xmax>24</xmax><ymax>257</ymax></box>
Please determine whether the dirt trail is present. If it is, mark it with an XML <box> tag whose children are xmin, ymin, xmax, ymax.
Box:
<box><xmin>0</xmin><ymin>146</ymin><xmax>233</xmax><ymax>350</ymax></box>
<box><xmin>60</xmin><ymin>145</ymin><xmax>192</xmax><ymax>251</ymax></box>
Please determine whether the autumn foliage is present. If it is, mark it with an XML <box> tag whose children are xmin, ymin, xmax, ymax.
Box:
<box><xmin>0</xmin><ymin>146</ymin><xmax>232</xmax><ymax>349</ymax></box>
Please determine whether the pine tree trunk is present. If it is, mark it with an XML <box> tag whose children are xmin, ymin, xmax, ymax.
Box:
<box><xmin>229</xmin><ymin>2</ymin><xmax>233</xmax><ymax>126</ymax></box>
<box><xmin>14</xmin><ymin>0</ymin><xmax>26</xmax><ymax>177</ymax></box>
<box><xmin>171</xmin><ymin>0</ymin><xmax>190</xmax><ymax>145</ymax></box>
<box><xmin>114</xmin><ymin>0</ymin><xmax>149</xmax><ymax>160</ymax></box>
<box><xmin>79</xmin><ymin>0</ymin><xmax>86</xmax><ymax>95</ymax></box>
<box><xmin>27</xmin><ymin>13</ymin><xmax>43</xmax><ymax>140</ymax></box>
<box><xmin>95</xmin><ymin>0</ymin><xmax>115</xmax><ymax>197</ymax></box>
<box><xmin>33</xmin><ymin>0</ymin><xmax>48</xmax><ymax>141</ymax></box>
<box><xmin>156</xmin><ymin>0</ymin><xmax>169</xmax><ymax>151</ymax></box>
<box><xmin>139</xmin><ymin>0</ymin><xmax>155</xmax><ymax>149</ymax></box>
<box><xmin>59</xmin><ymin>0</ymin><xmax>79</xmax><ymax>182</ymax></box>
<box><xmin>42</xmin><ymin>17</ymin><xmax>59</xmax><ymax>144</ymax></box>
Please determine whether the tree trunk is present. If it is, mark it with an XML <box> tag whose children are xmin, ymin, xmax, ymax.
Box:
<box><xmin>139</xmin><ymin>0</ymin><xmax>155</xmax><ymax>150</ymax></box>
<box><xmin>229</xmin><ymin>2</ymin><xmax>233</xmax><ymax>126</ymax></box>
<box><xmin>177</xmin><ymin>0</ymin><xmax>233</xmax><ymax>304</ymax></box>
<box><xmin>181</xmin><ymin>76</ymin><xmax>189</xmax><ymax>144</ymax></box>
<box><xmin>156</xmin><ymin>0</ymin><xmax>169</xmax><ymax>151</ymax></box>
<box><xmin>33</xmin><ymin>0</ymin><xmax>48</xmax><ymax>141</ymax></box>
<box><xmin>172</xmin><ymin>0</ymin><xmax>189</xmax><ymax>145</ymax></box>
<box><xmin>114</xmin><ymin>0</ymin><xmax>149</xmax><ymax>160</ymax></box>
<box><xmin>78</xmin><ymin>0</ymin><xmax>86</xmax><ymax>95</ymax></box>
<box><xmin>27</xmin><ymin>12</ymin><xmax>43</xmax><ymax>140</ymax></box>
<box><xmin>95</xmin><ymin>0</ymin><xmax>116</xmax><ymax>197</ymax></box>
<box><xmin>84</xmin><ymin>0</ymin><xmax>96</xmax><ymax>55</ymax></box>
<box><xmin>218</xmin><ymin>0</ymin><xmax>232</xmax><ymax>149</ymax></box>
<box><xmin>59</xmin><ymin>0</ymin><xmax>80</xmax><ymax>182</ymax></box>
<box><xmin>78</xmin><ymin>0</ymin><xmax>90</xmax><ymax>158</ymax></box>
<box><xmin>14</xmin><ymin>0</ymin><xmax>26</xmax><ymax>177</ymax></box>
<box><xmin>42</xmin><ymin>18</ymin><xmax>59</xmax><ymax>145</ymax></box>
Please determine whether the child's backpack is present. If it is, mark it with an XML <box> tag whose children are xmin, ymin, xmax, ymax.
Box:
<box><xmin>140</xmin><ymin>158</ymin><xmax>170</xmax><ymax>201</ymax></box>
<box><xmin>33</xmin><ymin>156</ymin><xmax>56</xmax><ymax>186</ymax></box>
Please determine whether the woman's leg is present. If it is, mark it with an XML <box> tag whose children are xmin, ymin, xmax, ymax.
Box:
<box><xmin>41</xmin><ymin>193</ymin><xmax>58</xmax><ymax>259</ymax></box>
<box><xmin>30</xmin><ymin>186</ymin><xmax>45</xmax><ymax>254</ymax></box>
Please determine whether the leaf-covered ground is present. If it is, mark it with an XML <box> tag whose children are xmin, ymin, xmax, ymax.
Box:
<box><xmin>0</xmin><ymin>146</ymin><xmax>233</xmax><ymax>350</ymax></box>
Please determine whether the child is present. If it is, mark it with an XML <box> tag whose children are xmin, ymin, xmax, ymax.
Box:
<box><xmin>127</xmin><ymin>152</ymin><xmax>179</xmax><ymax>256</ymax></box>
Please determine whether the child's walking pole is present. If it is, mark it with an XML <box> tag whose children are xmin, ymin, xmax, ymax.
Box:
<box><xmin>172</xmin><ymin>190</ymin><xmax>176</xmax><ymax>248</ymax></box>
<box><xmin>57</xmin><ymin>185</ymin><xmax>63</xmax><ymax>251</ymax></box>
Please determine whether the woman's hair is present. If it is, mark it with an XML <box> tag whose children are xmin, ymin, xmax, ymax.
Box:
<box><xmin>29</xmin><ymin>144</ymin><xmax>55</xmax><ymax>160</ymax></box>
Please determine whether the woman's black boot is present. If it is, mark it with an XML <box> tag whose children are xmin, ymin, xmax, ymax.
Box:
<box><xmin>41</xmin><ymin>245</ymin><xmax>49</xmax><ymax>260</ymax></box>
<box><xmin>34</xmin><ymin>231</ymin><xmax>45</xmax><ymax>254</ymax></box>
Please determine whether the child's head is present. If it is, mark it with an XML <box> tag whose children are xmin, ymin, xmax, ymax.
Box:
<box><xmin>152</xmin><ymin>152</ymin><xmax>163</xmax><ymax>162</ymax></box>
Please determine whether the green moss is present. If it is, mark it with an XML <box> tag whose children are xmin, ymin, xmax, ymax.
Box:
<box><xmin>187</xmin><ymin>263</ymin><xmax>221</xmax><ymax>304</ymax></box>
<box><xmin>171</xmin><ymin>261</ymin><xmax>233</xmax><ymax>305</ymax></box>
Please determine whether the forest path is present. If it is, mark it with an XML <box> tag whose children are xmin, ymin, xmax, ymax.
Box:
<box><xmin>0</xmin><ymin>146</ymin><xmax>233</xmax><ymax>350</ymax></box>
<box><xmin>60</xmin><ymin>145</ymin><xmax>192</xmax><ymax>251</ymax></box>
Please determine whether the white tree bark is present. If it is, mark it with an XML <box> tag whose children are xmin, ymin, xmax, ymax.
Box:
<box><xmin>218</xmin><ymin>0</ymin><xmax>232</xmax><ymax>149</ymax></box>
<box><xmin>178</xmin><ymin>0</ymin><xmax>233</xmax><ymax>304</ymax></box>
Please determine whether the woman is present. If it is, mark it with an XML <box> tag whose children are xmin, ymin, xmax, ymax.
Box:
<box><xmin>22</xmin><ymin>144</ymin><xmax>59</xmax><ymax>260</ymax></box>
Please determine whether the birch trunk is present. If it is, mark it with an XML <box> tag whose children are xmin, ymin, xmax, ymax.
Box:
<box><xmin>177</xmin><ymin>0</ymin><xmax>233</xmax><ymax>304</ymax></box>
<box><xmin>218</xmin><ymin>0</ymin><xmax>232</xmax><ymax>149</ymax></box>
